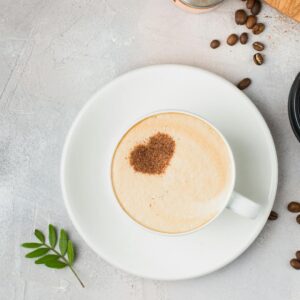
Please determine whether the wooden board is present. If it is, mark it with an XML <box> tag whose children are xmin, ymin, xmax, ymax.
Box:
<box><xmin>264</xmin><ymin>0</ymin><xmax>300</xmax><ymax>22</ymax></box>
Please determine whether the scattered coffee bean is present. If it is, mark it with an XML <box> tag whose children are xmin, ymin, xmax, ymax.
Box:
<box><xmin>237</xmin><ymin>78</ymin><xmax>251</xmax><ymax>90</ymax></box>
<box><xmin>240</xmin><ymin>32</ymin><xmax>248</xmax><ymax>44</ymax></box>
<box><xmin>253</xmin><ymin>23</ymin><xmax>265</xmax><ymax>35</ymax></box>
<box><xmin>287</xmin><ymin>202</ymin><xmax>300</xmax><ymax>213</ymax></box>
<box><xmin>246</xmin><ymin>0</ymin><xmax>256</xmax><ymax>9</ymax></box>
<box><xmin>268</xmin><ymin>210</ymin><xmax>278</xmax><ymax>221</ymax></box>
<box><xmin>246</xmin><ymin>15</ymin><xmax>257</xmax><ymax>29</ymax></box>
<box><xmin>210</xmin><ymin>40</ymin><xmax>220</xmax><ymax>49</ymax></box>
<box><xmin>227</xmin><ymin>34</ymin><xmax>238</xmax><ymax>46</ymax></box>
<box><xmin>253</xmin><ymin>53</ymin><xmax>264</xmax><ymax>65</ymax></box>
<box><xmin>296</xmin><ymin>251</ymin><xmax>300</xmax><ymax>260</ymax></box>
<box><xmin>253</xmin><ymin>41</ymin><xmax>265</xmax><ymax>51</ymax></box>
<box><xmin>297</xmin><ymin>214</ymin><xmax>300</xmax><ymax>224</ymax></box>
<box><xmin>235</xmin><ymin>9</ymin><xmax>247</xmax><ymax>25</ymax></box>
<box><xmin>290</xmin><ymin>258</ymin><xmax>300</xmax><ymax>270</ymax></box>
<box><xmin>251</xmin><ymin>0</ymin><xmax>262</xmax><ymax>15</ymax></box>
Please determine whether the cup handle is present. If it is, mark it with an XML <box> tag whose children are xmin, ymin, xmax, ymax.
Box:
<box><xmin>227</xmin><ymin>191</ymin><xmax>261</xmax><ymax>219</ymax></box>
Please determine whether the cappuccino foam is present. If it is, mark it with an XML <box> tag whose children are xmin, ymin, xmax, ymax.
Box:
<box><xmin>111</xmin><ymin>112</ymin><xmax>232</xmax><ymax>234</ymax></box>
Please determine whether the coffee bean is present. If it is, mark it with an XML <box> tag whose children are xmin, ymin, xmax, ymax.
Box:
<box><xmin>246</xmin><ymin>15</ymin><xmax>257</xmax><ymax>29</ymax></box>
<box><xmin>290</xmin><ymin>259</ymin><xmax>300</xmax><ymax>270</ymax></box>
<box><xmin>296</xmin><ymin>251</ymin><xmax>300</xmax><ymax>260</ymax></box>
<box><xmin>227</xmin><ymin>34</ymin><xmax>238</xmax><ymax>46</ymax></box>
<box><xmin>210</xmin><ymin>40</ymin><xmax>220</xmax><ymax>49</ymax></box>
<box><xmin>240</xmin><ymin>32</ymin><xmax>248</xmax><ymax>44</ymax></box>
<box><xmin>251</xmin><ymin>0</ymin><xmax>262</xmax><ymax>15</ymax></box>
<box><xmin>287</xmin><ymin>202</ymin><xmax>300</xmax><ymax>213</ymax></box>
<box><xmin>235</xmin><ymin>9</ymin><xmax>247</xmax><ymax>25</ymax></box>
<box><xmin>297</xmin><ymin>214</ymin><xmax>300</xmax><ymax>224</ymax></box>
<box><xmin>253</xmin><ymin>53</ymin><xmax>264</xmax><ymax>65</ymax></box>
<box><xmin>253</xmin><ymin>41</ymin><xmax>265</xmax><ymax>51</ymax></box>
<box><xmin>237</xmin><ymin>78</ymin><xmax>251</xmax><ymax>90</ymax></box>
<box><xmin>253</xmin><ymin>23</ymin><xmax>265</xmax><ymax>34</ymax></box>
<box><xmin>246</xmin><ymin>0</ymin><xmax>256</xmax><ymax>9</ymax></box>
<box><xmin>268</xmin><ymin>210</ymin><xmax>278</xmax><ymax>220</ymax></box>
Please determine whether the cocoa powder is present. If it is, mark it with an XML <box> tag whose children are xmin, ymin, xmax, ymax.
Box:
<box><xmin>129</xmin><ymin>132</ymin><xmax>175</xmax><ymax>175</ymax></box>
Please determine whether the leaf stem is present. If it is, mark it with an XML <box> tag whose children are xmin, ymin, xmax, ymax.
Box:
<box><xmin>68</xmin><ymin>264</ymin><xmax>85</xmax><ymax>288</ymax></box>
<box><xmin>43</xmin><ymin>243</ymin><xmax>85</xmax><ymax>288</ymax></box>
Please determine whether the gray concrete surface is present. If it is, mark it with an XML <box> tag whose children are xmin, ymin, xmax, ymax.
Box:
<box><xmin>0</xmin><ymin>0</ymin><xmax>300</xmax><ymax>299</ymax></box>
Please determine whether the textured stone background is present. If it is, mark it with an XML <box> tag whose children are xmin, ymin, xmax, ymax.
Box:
<box><xmin>0</xmin><ymin>0</ymin><xmax>300</xmax><ymax>299</ymax></box>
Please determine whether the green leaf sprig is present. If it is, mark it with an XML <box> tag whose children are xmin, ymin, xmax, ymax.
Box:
<box><xmin>21</xmin><ymin>224</ymin><xmax>84</xmax><ymax>288</ymax></box>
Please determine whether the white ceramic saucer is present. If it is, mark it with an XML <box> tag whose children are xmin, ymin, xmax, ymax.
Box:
<box><xmin>61</xmin><ymin>65</ymin><xmax>278</xmax><ymax>280</ymax></box>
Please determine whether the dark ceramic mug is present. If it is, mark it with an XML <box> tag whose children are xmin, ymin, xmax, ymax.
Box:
<box><xmin>288</xmin><ymin>73</ymin><xmax>300</xmax><ymax>142</ymax></box>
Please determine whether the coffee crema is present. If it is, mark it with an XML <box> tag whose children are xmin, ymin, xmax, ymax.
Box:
<box><xmin>111</xmin><ymin>112</ymin><xmax>233</xmax><ymax>234</ymax></box>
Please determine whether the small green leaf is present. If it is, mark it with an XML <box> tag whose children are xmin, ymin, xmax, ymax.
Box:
<box><xmin>25</xmin><ymin>248</ymin><xmax>49</xmax><ymax>258</ymax></box>
<box><xmin>34</xmin><ymin>229</ymin><xmax>45</xmax><ymax>243</ymax></box>
<box><xmin>48</xmin><ymin>224</ymin><xmax>57</xmax><ymax>248</ymax></box>
<box><xmin>67</xmin><ymin>240</ymin><xmax>75</xmax><ymax>265</ymax></box>
<box><xmin>45</xmin><ymin>260</ymin><xmax>67</xmax><ymax>269</ymax></box>
<box><xmin>35</xmin><ymin>254</ymin><xmax>59</xmax><ymax>264</ymax></box>
<box><xmin>21</xmin><ymin>243</ymin><xmax>42</xmax><ymax>248</ymax></box>
<box><xmin>59</xmin><ymin>229</ymin><xmax>68</xmax><ymax>256</ymax></box>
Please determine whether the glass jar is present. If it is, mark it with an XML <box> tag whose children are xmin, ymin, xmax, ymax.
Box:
<box><xmin>173</xmin><ymin>0</ymin><xmax>224</xmax><ymax>13</ymax></box>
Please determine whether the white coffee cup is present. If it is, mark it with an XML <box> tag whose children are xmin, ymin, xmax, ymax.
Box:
<box><xmin>112</xmin><ymin>110</ymin><xmax>261</xmax><ymax>235</ymax></box>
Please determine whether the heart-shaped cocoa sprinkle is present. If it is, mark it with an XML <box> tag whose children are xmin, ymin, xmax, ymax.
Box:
<box><xmin>129</xmin><ymin>132</ymin><xmax>175</xmax><ymax>175</ymax></box>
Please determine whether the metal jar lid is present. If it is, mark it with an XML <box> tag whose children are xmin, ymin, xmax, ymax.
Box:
<box><xmin>178</xmin><ymin>0</ymin><xmax>224</xmax><ymax>9</ymax></box>
<box><xmin>288</xmin><ymin>73</ymin><xmax>300</xmax><ymax>142</ymax></box>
